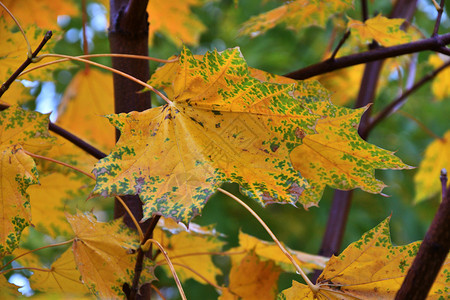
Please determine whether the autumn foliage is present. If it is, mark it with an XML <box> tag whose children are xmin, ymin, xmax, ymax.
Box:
<box><xmin>0</xmin><ymin>0</ymin><xmax>449</xmax><ymax>299</ymax></box>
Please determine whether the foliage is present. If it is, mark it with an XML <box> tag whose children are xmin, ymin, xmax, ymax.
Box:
<box><xmin>0</xmin><ymin>0</ymin><xmax>449</xmax><ymax>299</ymax></box>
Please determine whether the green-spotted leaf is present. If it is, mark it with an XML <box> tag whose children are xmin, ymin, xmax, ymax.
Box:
<box><xmin>0</xmin><ymin>106</ymin><xmax>54</xmax><ymax>257</ymax></box>
<box><xmin>278</xmin><ymin>217</ymin><xmax>449</xmax><ymax>299</ymax></box>
<box><xmin>92</xmin><ymin>47</ymin><xmax>321</xmax><ymax>224</ymax></box>
<box><xmin>249</xmin><ymin>69</ymin><xmax>411</xmax><ymax>206</ymax></box>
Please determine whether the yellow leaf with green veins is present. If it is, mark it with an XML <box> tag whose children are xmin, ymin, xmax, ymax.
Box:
<box><xmin>348</xmin><ymin>14</ymin><xmax>413</xmax><ymax>47</ymax></box>
<box><xmin>67</xmin><ymin>212</ymin><xmax>154</xmax><ymax>298</ymax></box>
<box><xmin>93</xmin><ymin>47</ymin><xmax>321</xmax><ymax>224</ymax></box>
<box><xmin>239</xmin><ymin>0</ymin><xmax>353</xmax><ymax>38</ymax></box>
<box><xmin>249</xmin><ymin>70</ymin><xmax>411</xmax><ymax>205</ymax></box>
<box><xmin>414</xmin><ymin>130</ymin><xmax>450</xmax><ymax>203</ymax></box>
<box><xmin>0</xmin><ymin>106</ymin><xmax>54</xmax><ymax>257</ymax></box>
<box><xmin>277</xmin><ymin>217</ymin><xmax>449</xmax><ymax>299</ymax></box>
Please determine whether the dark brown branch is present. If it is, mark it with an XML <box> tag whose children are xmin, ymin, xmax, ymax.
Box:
<box><xmin>362</xmin><ymin>60</ymin><xmax>450</xmax><ymax>138</ymax></box>
<box><xmin>330</xmin><ymin>31</ymin><xmax>351</xmax><ymax>60</ymax></box>
<box><xmin>129</xmin><ymin>215</ymin><xmax>161</xmax><ymax>300</ymax></box>
<box><xmin>0</xmin><ymin>104</ymin><xmax>107</xmax><ymax>160</ymax></box>
<box><xmin>432</xmin><ymin>0</ymin><xmax>445</xmax><ymax>37</ymax></box>
<box><xmin>395</xmin><ymin>169</ymin><xmax>450</xmax><ymax>300</ymax></box>
<box><xmin>0</xmin><ymin>31</ymin><xmax>52</xmax><ymax>98</ymax></box>
<box><xmin>361</xmin><ymin>0</ymin><xmax>369</xmax><ymax>21</ymax></box>
<box><xmin>284</xmin><ymin>33</ymin><xmax>450</xmax><ymax>80</ymax></box>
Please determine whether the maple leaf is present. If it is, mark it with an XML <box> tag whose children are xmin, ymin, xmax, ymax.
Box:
<box><xmin>0</xmin><ymin>275</ymin><xmax>20</xmax><ymax>297</ymax></box>
<box><xmin>229</xmin><ymin>231</ymin><xmax>328</xmax><ymax>274</ymax></box>
<box><xmin>29</xmin><ymin>247</ymin><xmax>91</xmax><ymax>295</ymax></box>
<box><xmin>249</xmin><ymin>69</ymin><xmax>411</xmax><ymax>205</ymax></box>
<box><xmin>147</xmin><ymin>0</ymin><xmax>206</xmax><ymax>46</ymax></box>
<box><xmin>57</xmin><ymin>69</ymin><xmax>115</xmax><ymax>152</ymax></box>
<box><xmin>277</xmin><ymin>217</ymin><xmax>450</xmax><ymax>299</ymax></box>
<box><xmin>428</xmin><ymin>54</ymin><xmax>450</xmax><ymax>101</ymax></box>
<box><xmin>153</xmin><ymin>221</ymin><xmax>224</xmax><ymax>285</ymax></box>
<box><xmin>414</xmin><ymin>130</ymin><xmax>450</xmax><ymax>203</ymax></box>
<box><xmin>0</xmin><ymin>0</ymin><xmax>77</xmax><ymax>30</ymax></box>
<box><xmin>220</xmin><ymin>251</ymin><xmax>281</xmax><ymax>300</ymax></box>
<box><xmin>239</xmin><ymin>0</ymin><xmax>353</xmax><ymax>38</ymax></box>
<box><xmin>0</xmin><ymin>81</ymin><xmax>33</xmax><ymax>106</ymax></box>
<box><xmin>67</xmin><ymin>212</ymin><xmax>154</xmax><ymax>298</ymax></box>
<box><xmin>0</xmin><ymin>19</ymin><xmax>56</xmax><ymax>83</ymax></box>
<box><xmin>348</xmin><ymin>14</ymin><xmax>413</xmax><ymax>47</ymax></box>
<box><xmin>0</xmin><ymin>106</ymin><xmax>54</xmax><ymax>256</ymax></box>
<box><xmin>92</xmin><ymin>47</ymin><xmax>320</xmax><ymax>223</ymax></box>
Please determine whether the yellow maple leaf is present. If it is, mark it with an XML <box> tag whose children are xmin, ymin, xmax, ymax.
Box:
<box><xmin>239</xmin><ymin>0</ymin><xmax>353</xmax><ymax>37</ymax></box>
<box><xmin>229</xmin><ymin>231</ymin><xmax>328</xmax><ymax>274</ymax></box>
<box><xmin>278</xmin><ymin>217</ymin><xmax>449</xmax><ymax>299</ymax></box>
<box><xmin>249</xmin><ymin>69</ymin><xmax>411</xmax><ymax>205</ymax></box>
<box><xmin>348</xmin><ymin>14</ymin><xmax>413</xmax><ymax>47</ymax></box>
<box><xmin>0</xmin><ymin>19</ymin><xmax>56</xmax><ymax>83</ymax></box>
<box><xmin>414</xmin><ymin>130</ymin><xmax>450</xmax><ymax>203</ymax></box>
<box><xmin>28</xmin><ymin>172</ymin><xmax>100</xmax><ymax>238</ymax></box>
<box><xmin>148</xmin><ymin>0</ymin><xmax>206</xmax><ymax>46</ymax></box>
<box><xmin>428</xmin><ymin>54</ymin><xmax>450</xmax><ymax>101</ymax></box>
<box><xmin>220</xmin><ymin>251</ymin><xmax>281</xmax><ymax>300</ymax></box>
<box><xmin>29</xmin><ymin>247</ymin><xmax>91</xmax><ymax>295</ymax></box>
<box><xmin>67</xmin><ymin>212</ymin><xmax>153</xmax><ymax>298</ymax></box>
<box><xmin>57</xmin><ymin>69</ymin><xmax>115</xmax><ymax>153</ymax></box>
<box><xmin>0</xmin><ymin>0</ymin><xmax>77</xmax><ymax>30</ymax></box>
<box><xmin>0</xmin><ymin>106</ymin><xmax>54</xmax><ymax>256</ymax></box>
<box><xmin>154</xmin><ymin>222</ymin><xmax>224</xmax><ymax>285</ymax></box>
<box><xmin>0</xmin><ymin>275</ymin><xmax>20</xmax><ymax>297</ymax></box>
<box><xmin>0</xmin><ymin>81</ymin><xmax>33</xmax><ymax>106</ymax></box>
<box><xmin>93</xmin><ymin>47</ymin><xmax>320</xmax><ymax>223</ymax></box>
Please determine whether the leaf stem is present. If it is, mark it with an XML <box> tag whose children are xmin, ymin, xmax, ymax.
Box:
<box><xmin>146</xmin><ymin>239</ymin><xmax>187</xmax><ymax>300</ymax></box>
<box><xmin>217</xmin><ymin>188</ymin><xmax>319</xmax><ymax>294</ymax></box>
<box><xmin>0</xmin><ymin>1</ymin><xmax>32</xmax><ymax>57</ymax></box>
<box><xmin>0</xmin><ymin>31</ymin><xmax>52</xmax><ymax>98</ymax></box>
<box><xmin>329</xmin><ymin>30</ymin><xmax>351</xmax><ymax>60</ymax></box>
<box><xmin>29</xmin><ymin>53</ymin><xmax>173</xmax><ymax>105</ymax></box>
<box><xmin>23</xmin><ymin>150</ymin><xmax>94</xmax><ymax>179</ymax></box>
<box><xmin>0</xmin><ymin>239</ymin><xmax>73</xmax><ymax>272</ymax></box>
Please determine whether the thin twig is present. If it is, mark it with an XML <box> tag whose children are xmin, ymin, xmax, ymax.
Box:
<box><xmin>217</xmin><ymin>188</ymin><xmax>319</xmax><ymax>294</ymax></box>
<box><xmin>0</xmin><ymin>31</ymin><xmax>52</xmax><ymax>98</ymax></box>
<box><xmin>329</xmin><ymin>31</ymin><xmax>351</xmax><ymax>61</ymax></box>
<box><xmin>362</xmin><ymin>60</ymin><xmax>450</xmax><ymax>138</ymax></box>
<box><xmin>0</xmin><ymin>1</ymin><xmax>32</xmax><ymax>57</ymax></box>
<box><xmin>432</xmin><ymin>0</ymin><xmax>445</xmax><ymax>37</ymax></box>
<box><xmin>440</xmin><ymin>168</ymin><xmax>448</xmax><ymax>201</ymax></box>
<box><xmin>284</xmin><ymin>32</ymin><xmax>450</xmax><ymax>80</ymax></box>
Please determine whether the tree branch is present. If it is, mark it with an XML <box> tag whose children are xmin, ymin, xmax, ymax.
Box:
<box><xmin>0</xmin><ymin>31</ymin><xmax>52</xmax><ymax>98</ymax></box>
<box><xmin>432</xmin><ymin>0</ymin><xmax>445</xmax><ymax>37</ymax></box>
<box><xmin>362</xmin><ymin>60</ymin><xmax>450</xmax><ymax>138</ymax></box>
<box><xmin>284</xmin><ymin>33</ymin><xmax>450</xmax><ymax>80</ymax></box>
<box><xmin>395</xmin><ymin>169</ymin><xmax>450</xmax><ymax>300</ymax></box>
